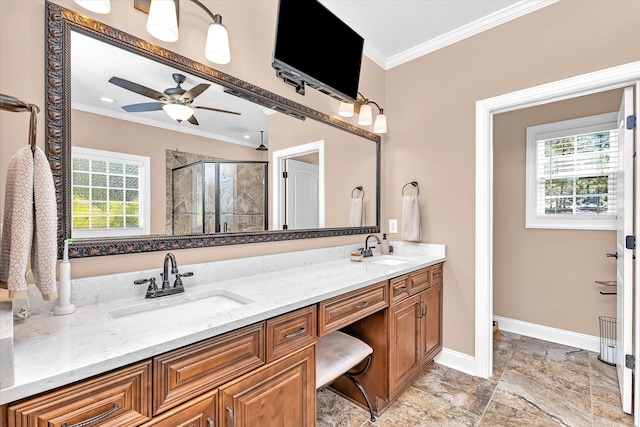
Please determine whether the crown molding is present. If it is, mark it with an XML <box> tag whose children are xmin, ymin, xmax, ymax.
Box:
<box><xmin>374</xmin><ymin>0</ymin><xmax>559</xmax><ymax>70</ymax></box>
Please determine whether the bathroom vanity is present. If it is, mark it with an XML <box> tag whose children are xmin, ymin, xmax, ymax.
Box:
<box><xmin>0</xmin><ymin>243</ymin><xmax>445</xmax><ymax>426</ymax></box>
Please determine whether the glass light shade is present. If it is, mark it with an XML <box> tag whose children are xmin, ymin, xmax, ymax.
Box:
<box><xmin>163</xmin><ymin>103</ymin><xmax>193</xmax><ymax>121</ymax></box>
<box><xmin>373</xmin><ymin>113</ymin><xmax>387</xmax><ymax>134</ymax></box>
<box><xmin>205</xmin><ymin>22</ymin><xmax>231</xmax><ymax>64</ymax></box>
<box><xmin>146</xmin><ymin>0</ymin><xmax>179</xmax><ymax>42</ymax></box>
<box><xmin>357</xmin><ymin>104</ymin><xmax>373</xmax><ymax>126</ymax></box>
<box><xmin>338</xmin><ymin>102</ymin><xmax>354</xmax><ymax>117</ymax></box>
<box><xmin>73</xmin><ymin>0</ymin><xmax>111</xmax><ymax>14</ymax></box>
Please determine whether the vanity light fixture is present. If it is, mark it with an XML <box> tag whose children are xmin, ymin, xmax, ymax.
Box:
<box><xmin>163</xmin><ymin>102</ymin><xmax>194</xmax><ymax>122</ymax></box>
<box><xmin>143</xmin><ymin>0</ymin><xmax>231</xmax><ymax>64</ymax></box>
<box><xmin>73</xmin><ymin>0</ymin><xmax>111</xmax><ymax>14</ymax></box>
<box><xmin>338</xmin><ymin>92</ymin><xmax>387</xmax><ymax>134</ymax></box>
<box><xmin>256</xmin><ymin>130</ymin><xmax>268</xmax><ymax>151</ymax></box>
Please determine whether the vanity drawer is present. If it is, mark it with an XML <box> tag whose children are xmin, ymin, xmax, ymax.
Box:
<box><xmin>390</xmin><ymin>275</ymin><xmax>410</xmax><ymax>304</ymax></box>
<box><xmin>153</xmin><ymin>322</ymin><xmax>264</xmax><ymax>415</ymax></box>
<box><xmin>266</xmin><ymin>305</ymin><xmax>316</xmax><ymax>363</ymax></box>
<box><xmin>407</xmin><ymin>267</ymin><xmax>430</xmax><ymax>295</ymax></box>
<box><xmin>431</xmin><ymin>263</ymin><xmax>443</xmax><ymax>286</ymax></box>
<box><xmin>318</xmin><ymin>281</ymin><xmax>389</xmax><ymax>336</ymax></box>
<box><xmin>8</xmin><ymin>361</ymin><xmax>152</xmax><ymax>427</ymax></box>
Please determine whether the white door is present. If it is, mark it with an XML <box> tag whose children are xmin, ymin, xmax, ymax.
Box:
<box><xmin>616</xmin><ymin>86</ymin><xmax>634</xmax><ymax>414</ymax></box>
<box><xmin>285</xmin><ymin>159</ymin><xmax>319</xmax><ymax>229</ymax></box>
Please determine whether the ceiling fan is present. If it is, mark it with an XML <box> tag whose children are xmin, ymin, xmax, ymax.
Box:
<box><xmin>108</xmin><ymin>73</ymin><xmax>240</xmax><ymax>125</ymax></box>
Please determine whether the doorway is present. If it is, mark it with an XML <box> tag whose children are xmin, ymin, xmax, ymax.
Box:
<box><xmin>475</xmin><ymin>61</ymin><xmax>640</xmax><ymax>421</ymax></box>
<box><xmin>272</xmin><ymin>140</ymin><xmax>325</xmax><ymax>230</ymax></box>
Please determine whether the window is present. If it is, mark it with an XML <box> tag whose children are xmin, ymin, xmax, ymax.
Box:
<box><xmin>71</xmin><ymin>147</ymin><xmax>150</xmax><ymax>237</ymax></box>
<box><xmin>526</xmin><ymin>112</ymin><xmax>618</xmax><ymax>230</ymax></box>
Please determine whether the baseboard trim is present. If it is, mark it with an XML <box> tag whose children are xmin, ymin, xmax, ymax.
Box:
<box><xmin>493</xmin><ymin>316</ymin><xmax>600</xmax><ymax>353</ymax></box>
<box><xmin>434</xmin><ymin>347</ymin><xmax>476</xmax><ymax>376</ymax></box>
<box><xmin>435</xmin><ymin>318</ymin><xmax>601</xmax><ymax>377</ymax></box>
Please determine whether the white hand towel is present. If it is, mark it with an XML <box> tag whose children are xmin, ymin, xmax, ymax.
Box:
<box><xmin>402</xmin><ymin>195</ymin><xmax>422</xmax><ymax>241</ymax></box>
<box><xmin>349</xmin><ymin>197</ymin><xmax>364</xmax><ymax>226</ymax></box>
<box><xmin>0</xmin><ymin>146</ymin><xmax>58</xmax><ymax>300</ymax></box>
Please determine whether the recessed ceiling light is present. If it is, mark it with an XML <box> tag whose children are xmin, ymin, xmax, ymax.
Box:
<box><xmin>243</xmin><ymin>134</ymin><xmax>250</xmax><ymax>139</ymax></box>
<box><xmin>99</xmin><ymin>96</ymin><xmax>115</xmax><ymax>103</ymax></box>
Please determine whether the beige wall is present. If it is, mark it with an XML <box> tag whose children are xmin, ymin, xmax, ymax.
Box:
<box><xmin>2</xmin><ymin>0</ymin><xmax>639</xmax><ymax>359</ymax></box>
<box><xmin>384</xmin><ymin>0</ymin><xmax>640</xmax><ymax>355</ymax></box>
<box><xmin>494</xmin><ymin>89</ymin><xmax>622</xmax><ymax>336</ymax></box>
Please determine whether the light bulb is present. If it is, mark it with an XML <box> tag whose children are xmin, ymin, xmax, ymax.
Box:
<box><xmin>338</xmin><ymin>101</ymin><xmax>354</xmax><ymax>117</ymax></box>
<box><xmin>73</xmin><ymin>0</ymin><xmax>111</xmax><ymax>14</ymax></box>
<box><xmin>205</xmin><ymin>16</ymin><xmax>230</xmax><ymax>64</ymax></box>
<box><xmin>146</xmin><ymin>0</ymin><xmax>179</xmax><ymax>42</ymax></box>
<box><xmin>357</xmin><ymin>104</ymin><xmax>373</xmax><ymax>126</ymax></box>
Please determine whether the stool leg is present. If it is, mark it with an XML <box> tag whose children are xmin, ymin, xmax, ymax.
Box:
<box><xmin>345</xmin><ymin>355</ymin><xmax>375</xmax><ymax>422</ymax></box>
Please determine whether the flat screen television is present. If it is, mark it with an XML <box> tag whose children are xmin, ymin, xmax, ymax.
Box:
<box><xmin>272</xmin><ymin>0</ymin><xmax>364</xmax><ymax>102</ymax></box>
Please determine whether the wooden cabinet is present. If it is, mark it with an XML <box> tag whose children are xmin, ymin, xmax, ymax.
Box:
<box><xmin>219</xmin><ymin>345</ymin><xmax>315</xmax><ymax>427</ymax></box>
<box><xmin>421</xmin><ymin>283</ymin><xmax>443</xmax><ymax>367</ymax></box>
<box><xmin>140</xmin><ymin>390</ymin><xmax>216</xmax><ymax>427</ymax></box>
<box><xmin>389</xmin><ymin>294</ymin><xmax>421</xmax><ymax>397</ymax></box>
<box><xmin>266</xmin><ymin>306</ymin><xmax>316</xmax><ymax>363</ymax></box>
<box><xmin>153</xmin><ymin>322</ymin><xmax>265</xmax><ymax>415</ymax></box>
<box><xmin>318</xmin><ymin>280</ymin><xmax>388</xmax><ymax>336</ymax></box>
<box><xmin>8</xmin><ymin>361</ymin><xmax>152</xmax><ymax>427</ymax></box>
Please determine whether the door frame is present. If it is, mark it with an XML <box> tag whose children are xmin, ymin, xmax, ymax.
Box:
<box><xmin>475</xmin><ymin>63</ymin><xmax>640</xmax><ymax>394</ymax></box>
<box><xmin>272</xmin><ymin>140</ymin><xmax>326</xmax><ymax>230</ymax></box>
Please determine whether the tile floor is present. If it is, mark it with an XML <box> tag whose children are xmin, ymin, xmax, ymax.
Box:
<box><xmin>316</xmin><ymin>331</ymin><xmax>634</xmax><ymax>426</ymax></box>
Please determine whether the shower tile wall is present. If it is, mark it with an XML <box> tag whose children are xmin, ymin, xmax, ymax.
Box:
<box><xmin>219</xmin><ymin>163</ymin><xmax>266</xmax><ymax>233</ymax></box>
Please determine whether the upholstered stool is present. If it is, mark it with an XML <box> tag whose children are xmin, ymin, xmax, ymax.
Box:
<box><xmin>316</xmin><ymin>331</ymin><xmax>375</xmax><ymax>422</ymax></box>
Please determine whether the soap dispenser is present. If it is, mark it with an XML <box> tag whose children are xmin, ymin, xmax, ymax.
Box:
<box><xmin>381</xmin><ymin>234</ymin><xmax>390</xmax><ymax>255</ymax></box>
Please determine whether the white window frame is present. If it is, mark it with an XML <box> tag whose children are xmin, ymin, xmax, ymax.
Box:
<box><xmin>71</xmin><ymin>146</ymin><xmax>151</xmax><ymax>238</ymax></box>
<box><xmin>525</xmin><ymin>112</ymin><xmax>618</xmax><ymax>230</ymax></box>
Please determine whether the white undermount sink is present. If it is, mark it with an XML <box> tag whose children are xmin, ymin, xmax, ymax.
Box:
<box><xmin>109</xmin><ymin>288</ymin><xmax>253</xmax><ymax>320</ymax></box>
<box><xmin>369</xmin><ymin>255</ymin><xmax>418</xmax><ymax>266</ymax></box>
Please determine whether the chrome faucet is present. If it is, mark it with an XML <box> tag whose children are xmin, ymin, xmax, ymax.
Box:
<box><xmin>161</xmin><ymin>253</ymin><xmax>178</xmax><ymax>289</ymax></box>
<box><xmin>361</xmin><ymin>235</ymin><xmax>381</xmax><ymax>257</ymax></box>
<box><xmin>134</xmin><ymin>252</ymin><xmax>193</xmax><ymax>298</ymax></box>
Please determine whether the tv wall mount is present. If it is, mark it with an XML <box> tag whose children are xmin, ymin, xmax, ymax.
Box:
<box><xmin>276</xmin><ymin>69</ymin><xmax>306</xmax><ymax>95</ymax></box>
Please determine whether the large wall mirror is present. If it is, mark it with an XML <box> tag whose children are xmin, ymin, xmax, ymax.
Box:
<box><xmin>46</xmin><ymin>2</ymin><xmax>380</xmax><ymax>258</ymax></box>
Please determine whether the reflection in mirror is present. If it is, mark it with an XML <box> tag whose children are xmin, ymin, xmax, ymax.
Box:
<box><xmin>46</xmin><ymin>2</ymin><xmax>380</xmax><ymax>257</ymax></box>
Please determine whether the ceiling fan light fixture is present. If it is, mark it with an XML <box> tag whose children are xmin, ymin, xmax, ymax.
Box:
<box><xmin>338</xmin><ymin>101</ymin><xmax>354</xmax><ymax>117</ymax></box>
<box><xmin>163</xmin><ymin>103</ymin><xmax>193</xmax><ymax>121</ymax></box>
<box><xmin>205</xmin><ymin>15</ymin><xmax>231</xmax><ymax>64</ymax></box>
<box><xmin>73</xmin><ymin>0</ymin><xmax>111</xmax><ymax>14</ymax></box>
<box><xmin>146</xmin><ymin>0</ymin><xmax>179</xmax><ymax>42</ymax></box>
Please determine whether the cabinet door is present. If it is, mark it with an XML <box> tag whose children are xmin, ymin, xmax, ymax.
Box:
<box><xmin>421</xmin><ymin>283</ymin><xmax>443</xmax><ymax>368</ymax></box>
<box><xmin>388</xmin><ymin>294</ymin><xmax>421</xmax><ymax>398</ymax></box>
<box><xmin>140</xmin><ymin>390</ymin><xmax>216</xmax><ymax>427</ymax></box>
<box><xmin>219</xmin><ymin>345</ymin><xmax>315</xmax><ymax>427</ymax></box>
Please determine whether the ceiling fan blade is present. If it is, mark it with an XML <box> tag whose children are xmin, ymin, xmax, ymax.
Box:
<box><xmin>121</xmin><ymin>102</ymin><xmax>165</xmax><ymax>112</ymax></box>
<box><xmin>194</xmin><ymin>106</ymin><xmax>241</xmax><ymax>115</ymax></box>
<box><xmin>109</xmin><ymin>76</ymin><xmax>168</xmax><ymax>101</ymax></box>
<box><xmin>187</xmin><ymin>114</ymin><xmax>199</xmax><ymax>126</ymax></box>
<box><xmin>180</xmin><ymin>83</ymin><xmax>210</xmax><ymax>101</ymax></box>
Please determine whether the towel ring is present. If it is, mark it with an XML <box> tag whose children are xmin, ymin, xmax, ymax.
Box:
<box><xmin>351</xmin><ymin>186</ymin><xmax>364</xmax><ymax>198</ymax></box>
<box><xmin>402</xmin><ymin>181</ymin><xmax>419</xmax><ymax>196</ymax></box>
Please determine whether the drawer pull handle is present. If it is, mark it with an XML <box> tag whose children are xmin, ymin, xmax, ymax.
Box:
<box><xmin>226</xmin><ymin>406</ymin><xmax>235</xmax><ymax>427</ymax></box>
<box><xmin>285</xmin><ymin>327</ymin><xmax>307</xmax><ymax>339</ymax></box>
<box><xmin>354</xmin><ymin>301</ymin><xmax>369</xmax><ymax>309</ymax></box>
<box><xmin>207</xmin><ymin>417</ymin><xmax>215</xmax><ymax>427</ymax></box>
<box><xmin>61</xmin><ymin>403</ymin><xmax>118</xmax><ymax>427</ymax></box>
<box><xmin>395</xmin><ymin>285</ymin><xmax>407</xmax><ymax>293</ymax></box>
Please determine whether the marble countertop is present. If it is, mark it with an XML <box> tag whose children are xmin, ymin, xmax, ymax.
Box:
<box><xmin>0</xmin><ymin>244</ymin><xmax>445</xmax><ymax>404</ymax></box>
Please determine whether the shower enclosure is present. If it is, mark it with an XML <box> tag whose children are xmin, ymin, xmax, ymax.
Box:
<box><xmin>171</xmin><ymin>160</ymin><xmax>268</xmax><ymax>234</ymax></box>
